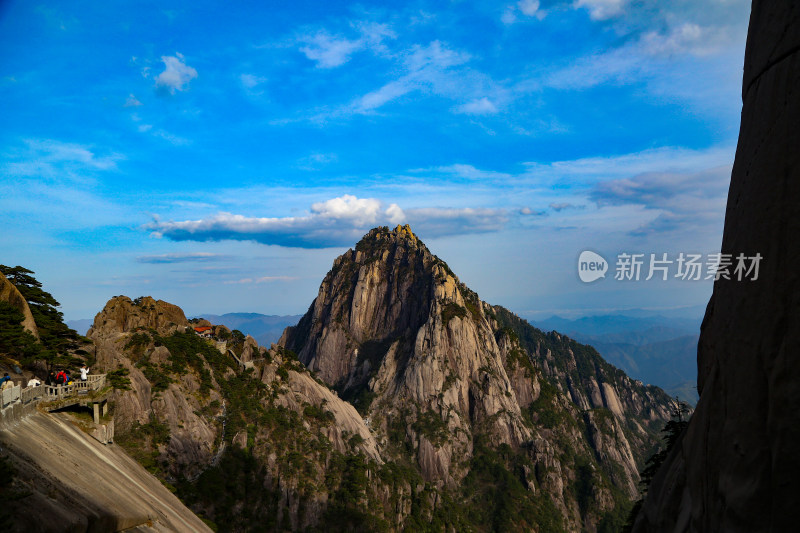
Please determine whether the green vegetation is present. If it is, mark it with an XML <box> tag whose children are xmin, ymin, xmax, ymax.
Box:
<box><xmin>527</xmin><ymin>378</ymin><xmax>565</xmax><ymax>429</ymax></box>
<box><xmin>107</xmin><ymin>365</ymin><xmax>132</xmax><ymax>390</ymax></box>
<box><xmin>303</xmin><ymin>402</ymin><xmax>336</xmax><ymax>425</ymax></box>
<box><xmin>411</xmin><ymin>409</ymin><xmax>449</xmax><ymax>447</ymax></box>
<box><xmin>459</xmin><ymin>439</ymin><xmax>563</xmax><ymax>532</ymax></box>
<box><xmin>624</xmin><ymin>399</ymin><xmax>690</xmax><ymax>531</ymax></box>
<box><xmin>0</xmin><ymin>300</ymin><xmax>40</xmax><ymax>363</ymax></box>
<box><xmin>115</xmin><ymin>415</ymin><xmax>173</xmax><ymax>477</ymax></box>
<box><xmin>441</xmin><ymin>302</ymin><xmax>468</xmax><ymax>326</ymax></box>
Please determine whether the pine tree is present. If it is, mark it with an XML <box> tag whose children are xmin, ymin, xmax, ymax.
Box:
<box><xmin>0</xmin><ymin>265</ymin><xmax>84</xmax><ymax>368</ymax></box>
<box><xmin>623</xmin><ymin>398</ymin><xmax>690</xmax><ymax>531</ymax></box>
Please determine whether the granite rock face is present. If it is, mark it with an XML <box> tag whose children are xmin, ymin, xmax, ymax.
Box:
<box><xmin>0</xmin><ymin>410</ymin><xmax>211</xmax><ymax>532</ymax></box>
<box><xmin>88</xmin><ymin>295</ymin><xmax>190</xmax><ymax>337</ymax></box>
<box><xmin>633</xmin><ymin>2</ymin><xmax>800</xmax><ymax>531</ymax></box>
<box><xmin>0</xmin><ymin>271</ymin><xmax>39</xmax><ymax>339</ymax></box>
<box><xmin>281</xmin><ymin>226</ymin><xmax>531</xmax><ymax>483</ymax></box>
<box><xmin>282</xmin><ymin>225</ymin><xmax>676</xmax><ymax>529</ymax></box>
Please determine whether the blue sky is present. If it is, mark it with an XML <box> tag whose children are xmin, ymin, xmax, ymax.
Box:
<box><xmin>0</xmin><ymin>0</ymin><xmax>751</xmax><ymax>320</ymax></box>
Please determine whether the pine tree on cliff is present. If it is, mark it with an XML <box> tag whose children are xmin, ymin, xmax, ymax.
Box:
<box><xmin>0</xmin><ymin>264</ymin><xmax>83</xmax><ymax>367</ymax></box>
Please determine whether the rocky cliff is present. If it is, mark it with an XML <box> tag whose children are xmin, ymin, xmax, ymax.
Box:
<box><xmin>88</xmin><ymin>295</ymin><xmax>385</xmax><ymax>531</ymax></box>
<box><xmin>0</xmin><ymin>271</ymin><xmax>38</xmax><ymax>339</ymax></box>
<box><xmin>633</xmin><ymin>2</ymin><xmax>800</xmax><ymax>531</ymax></box>
<box><xmin>281</xmin><ymin>224</ymin><xmax>677</xmax><ymax>530</ymax></box>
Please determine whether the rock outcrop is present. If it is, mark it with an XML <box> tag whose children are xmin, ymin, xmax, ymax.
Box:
<box><xmin>88</xmin><ymin>295</ymin><xmax>190</xmax><ymax>337</ymax></box>
<box><xmin>282</xmin><ymin>224</ymin><xmax>676</xmax><ymax>529</ymax></box>
<box><xmin>88</xmin><ymin>294</ymin><xmax>383</xmax><ymax>530</ymax></box>
<box><xmin>0</xmin><ymin>271</ymin><xmax>38</xmax><ymax>339</ymax></box>
<box><xmin>633</xmin><ymin>2</ymin><xmax>800</xmax><ymax>531</ymax></box>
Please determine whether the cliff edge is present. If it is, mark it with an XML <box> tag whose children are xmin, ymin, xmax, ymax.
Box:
<box><xmin>633</xmin><ymin>2</ymin><xmax>800</xmax><ymax>531</ymax></box>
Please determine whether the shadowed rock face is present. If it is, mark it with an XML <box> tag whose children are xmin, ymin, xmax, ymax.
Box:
<box><xmin>634</xmin><ymin>3</ymin><xmax>800</xmax><ymax>531</ymax></box>
<box><xmin>0</xmin><ymin>272</ymin><xmax>38</xmax><ymax>338</ymax></box>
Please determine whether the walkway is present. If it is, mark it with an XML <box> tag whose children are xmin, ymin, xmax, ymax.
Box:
<box><xmin>1</xmin><ymin>374</ymin><xmax>109</xmax><ymax>423</ymax></box>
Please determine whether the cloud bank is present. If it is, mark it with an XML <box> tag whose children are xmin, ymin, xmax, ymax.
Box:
<box><xmin>136</xmin><ymin>253</ymin><xmax>229</xmax><ymax>264</ymax></box>
<box><xmin>146</xmin><ymin>194</ymin><xmax>507</xmax><ymax>248</ymax></box>
<box><xmin>590</xmin><ymin>165</ymin><xmax>731</xmax><ymax>235</ymax></box>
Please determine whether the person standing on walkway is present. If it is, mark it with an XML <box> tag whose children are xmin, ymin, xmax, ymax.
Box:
<box><xmin>0</xmin><ymin>373</ymin><xmax>13</xmax><ymax>390</ymax></box>
<box><xmin>79</xmin><ymin>364</ymin><xmax>90</xmax><ymax>382</ymax></box>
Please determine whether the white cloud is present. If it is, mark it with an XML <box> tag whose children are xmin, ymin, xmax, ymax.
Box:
<box><xmin>124</xmin><ymin>94</ymin><xmax>142</xmax><ymax>107</ymax></box>
<box><xmin>404</xmin><ymin>207</ymin><xmax>508</xmax><ymax>236</ymax></box>
<box><xmin>518</xmin><ymin>0</ymin><xmax>541</xmax><ymax>16</ymax></box>
<box><xmin>300</xmin><ymin>32</ymin><xmax>363</xmax><ymax>68</ymax></box>
<box><xmin>589</xmin><ymin>163</ymin><xmax>731</xmax><ymax>236</ymax></box>
<box><xmin>356</xmin><ymin>80</ymin><xmax>413</xmax><ymax>112</ymax></box>
<box><xmin>501</xmin><ymin>8</ymin><xmax>517</xmax><ymax>25</ymax></box>
<box><xmin>146</xmin><ymin>194</ymin><xmax>406</xmax><ymax>248</ymax></box>
<box><xmin>240</xmin><ymin>73</ymin><xmax>266</xmax><ymax>88</ymax></box>
<box><xmin>155</xmin><ymin>53</ymin><xmax>197</xmax><ymax>93</ymax></box>
<box><xmin>298</xmin><ymin>21</ymin><xmax>395</xmax><ymax>69</ymax></box>
<box><xmin>642</xmin><ymin>23</ymin><xmax>728</xmax><ymax>57</ymax></box>
<box><xmin>430</xmin><ymin>164</ymin><xmax>512</xmax><ymax>181</ymax></box>
<box><xmin>3</xmin><ymin>139</ymin><xmax>122</xmax><ymax>181</ymax></box>
<box><xmin>574</xmin><ymin>0</ymin><xmax>627</xmax><ymax>21</ymax></box>
<box><xmin>350</xmin><ymin>41</ymin><xmax>475</xmax><ymax>114</ymax></box>
<box><xmin>502</xmin><ymin>0</ymin><xmax>544</xmax><ymax>25</ymax></box>
<box><xmin>405</xmin><ymin>40</ymin><xmax>470</xmax><ymax>72</ymax></box>
<box><xmin>146</xmin><ymin>194</ymin><xmax>511</xmax><ymax>248</ymax></box>
<box><xmin>455</xmin><ymin>97</ymin><xmax>498</xmax><ymax>115</ymax></box>
<box><xmin>310</xmin><ymin>195</ymin><xmax>403</xmax><ymax>225</ymax></box>
<box><xmin>522</xmin><ymin>145</ymin><xmax>733</xmax><ymax>185</ymax></box>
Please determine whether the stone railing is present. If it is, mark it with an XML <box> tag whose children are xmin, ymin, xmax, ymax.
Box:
<box><xmin>1</xmin><ymin>374</ymin><xmax>107</xmax><ymax>410</ymax></box>
<box><xmin>1</xmin><ymin>384</ymin><xmax>22</xmax><ymax>409</ymax></box>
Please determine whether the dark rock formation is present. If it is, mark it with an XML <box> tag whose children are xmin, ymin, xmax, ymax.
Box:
<box><xmin>633</xmin><ymin>2</ymin><xmax>800</xmax><ymax>531</ymax></box>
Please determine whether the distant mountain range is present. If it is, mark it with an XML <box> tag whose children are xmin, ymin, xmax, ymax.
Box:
<box><xmin>194</xmin><ymin>312</ymin><xmax>302</xmax><ymax>346</ymax></box>
<box><xmin>66</xmin><ymin>318</ymin><xmax>93</xmax><ymax>336</ymax></box>
<box><xmin>533</xmin><ymin>313</ymin><xmax>701</xmax><ymax>404</ymax></box>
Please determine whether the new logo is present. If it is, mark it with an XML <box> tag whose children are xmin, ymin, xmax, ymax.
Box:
<box><xmin>578</xmin><ymin>251</ymin><xmax>608</xmax><ymax>283</ymax></box>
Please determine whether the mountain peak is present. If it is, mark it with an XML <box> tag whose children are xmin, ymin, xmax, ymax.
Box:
<box><xmin>353</xmin><ymin>224</ymin><xmax>423</xmax><ymax>254</ymax></box>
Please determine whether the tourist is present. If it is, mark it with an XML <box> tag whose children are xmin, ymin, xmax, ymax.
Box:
<box><xmin>27</xmin><ymin>376</ymin><xmax>41</xmax><ymax>387</ymax></box>
<box><xmin>46</xmin><ymin>370</ymin><xmax>56</xmax><ymax>386</ymax></box>
<box><xmin>79</xmin><ymin>364</ymin><xmax>90</xmax><ymax>382</ymax></box>
<box><xmin>0</xmin><ymin>373</ymin><xmax>13</xmax><ymax>390</ymax></box>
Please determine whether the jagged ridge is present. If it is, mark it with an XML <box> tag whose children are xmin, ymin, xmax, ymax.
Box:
<box><xmin>280</xmin><ymin>224</ymin><xmax>677</xmax><ymax>530</ymax></box>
